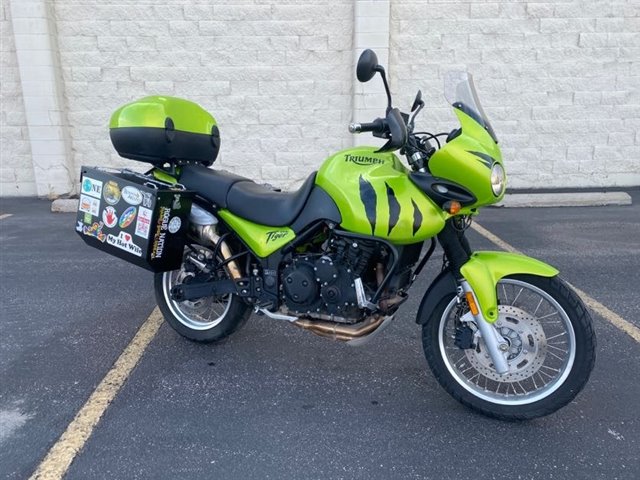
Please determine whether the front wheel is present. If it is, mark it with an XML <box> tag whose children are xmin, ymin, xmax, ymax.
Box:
<box><xmin>154</xmin><ymin>245</ymin><xmax>251</xmax><ymax>343</ymax></box>
<box><xmin>422</xmin><ymin>274</ymin><xmax>596</xmax><ymax>420</ymax></box>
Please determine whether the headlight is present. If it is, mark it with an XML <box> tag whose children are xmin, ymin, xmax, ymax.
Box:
<box><xmin>490</xmin><ymin>163</ymin><xmax>505</xmax><ymax>196</ymax></box>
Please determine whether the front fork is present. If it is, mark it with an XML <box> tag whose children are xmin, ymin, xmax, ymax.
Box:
<box><xmin>458</xmin><ymin>281</ymin><xmax>510</xmax><ymax>374</ymax></box>
<box><xmin>438</xmin><ymin>219</ymin><xmax>510</xmax><ymax>375</ymax></box>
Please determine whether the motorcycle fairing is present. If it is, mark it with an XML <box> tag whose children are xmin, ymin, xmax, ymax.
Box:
<box><xmin>460</xmin><ymin>251</ymin><xmax>559</xmax><ymax>322</ymax></box>
<box><xmin>316</xmin><ymin>146</ymin><xmax>447</xmax><ymax>244</ymax></box>
<box><xmin>215</xmin><ymin>184</ymin><xmax>342</xmax><ymax>258</ymax></box>
<box><xmin>217</xmin><ymin>209</ymin><xmax>296</xmax><ymax>258</ymax></box>
<box><xmin>428</xmin><ymin>108</ymin><xmax>505</xmax><ymax>213</ymax></box>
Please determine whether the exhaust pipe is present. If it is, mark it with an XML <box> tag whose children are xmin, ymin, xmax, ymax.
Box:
<box><xmin>293</xmin><ymin>315</ymin><xmax>386</xmax><ymax>341</ymax></box>
<box><xmin>189</xmin><ymin>206</ymin><xmax>242</xmax><ymax>280</ymax></box>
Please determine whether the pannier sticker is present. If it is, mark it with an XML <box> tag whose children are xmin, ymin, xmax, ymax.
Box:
<box><xmin>102</xmin><ymin>206</ymin><xmax>118</xmax><ymax>228</ymax></box>
<box><xmin>107</xmin><ymin>231</ymin><xmax>142</xmax><ymax>257</ymax></box>
<box><xmin>83</xmin><ymin>221</ymin><xmax>106</xmax><ymax>242</ymax></box>
<box><xmin>122</xmin><ymin>186</ymin><xmax>143</xmax><ymax>206</ymax></box>
<box><xmin>135</xmin><ymin>207</ymin><xmax>152</xmax><ymax>239</ymax></box>
<box><xmin>119</xmin><ymin>206</ymin><xmax>137</xmax><ymax>229</ymax></box>
<box><xmin>103</xmin><ymin>181</ymin><xmax>121</xmax><ymax>205</ymax></box>
<box><xmin>168</xmin><ymin>216</ymin><xmax>181</xmax><ymax>234</ymax></box>
<box><xmin>142</xmin><ymin>192</ymin><xmax>153</xmax><ymax>208</ymax></box>
<box><xmin>83</xmin><ymin>213</ymin><xmax>92</xmax><ymax>224</ymax></box>
<box><xmin>76</xmin><ymin>220</ymin><xmax>83</xmax><ymax>232</ymax></box>
<box><xmin>151</xmin><ymin>206</ymin><xmax>171</xmax><ymax>259</ymax></box>
<box><xmin>172</xmin><ymin>194</ymin><xmax>182</xmax><ymax>210</ymax></box>
<box><xmin>79</xmin><ymin>194</ymin><xmax>100</xmax><ymax>216</ymax></box>
<box><xmin>81</xmin><ymin>177</ymin><xmax>103</xmax><ymax>199</ymax></box>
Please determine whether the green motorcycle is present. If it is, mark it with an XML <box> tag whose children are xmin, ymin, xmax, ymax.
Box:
<box><xmin>79</xmin><ymin>49</ymin><xmax>595</xmax><ymax>420</ymax></box>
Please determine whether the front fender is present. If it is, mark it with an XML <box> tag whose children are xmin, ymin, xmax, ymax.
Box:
<box><xmin>460</xmin><ymin>251</ymin><xmax>559</xmax><ymax>323</ymax></box>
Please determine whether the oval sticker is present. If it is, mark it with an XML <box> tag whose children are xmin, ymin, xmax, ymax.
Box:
<box><xmin>103</xmin><ymin>181</ymin><xmax>121</xmax><ymax>205</ymax></box>
<box><xmin>122</xmin><ymin>186</ymin><xmax>143</xmax><ymax>205</ymax></box>
<box><xmin>119</xmin><ymin>206</ymin><xmax>137</xmax><ymax>229</ymax></box>
<box><xmin>168</xmin><ymin>217</ymin><xmax>182</xmax><ymax>234</ymax></box>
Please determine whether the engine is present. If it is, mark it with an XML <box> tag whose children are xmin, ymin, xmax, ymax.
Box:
<box><xmin>281</xmin><ymin>237</ymin><xmax>380</xmax><ymax>323</ymax></box>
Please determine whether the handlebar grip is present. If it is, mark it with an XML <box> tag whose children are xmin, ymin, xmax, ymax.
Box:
<box><xmin>348</xmin><ymin>119</ymin><xmax>384</xmax><ymax>134</ymax></box>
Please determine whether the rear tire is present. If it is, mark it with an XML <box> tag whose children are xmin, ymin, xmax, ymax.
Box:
<box><xmin>154</xmin><ymin>246</ymin><xmax>251</xmax><ymax>343</ymax></box>
<box><xmin>421</xmin><ymin>274</ymin><xmax>596</xmax><ymax>420</ymax></box>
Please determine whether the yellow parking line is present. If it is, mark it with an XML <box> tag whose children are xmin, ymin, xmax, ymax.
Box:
<box><xmin>0</xmin><ymin>213</ymin><xmax>13</xmax><ymax>220</ymax></box>
<box><xmin>471</xmin><ymin>222</ymin><xmax>640</xmax><ymax>344</ymax></box>
<box><xmin>30</xmin><ymin>308</ymin><xmax>164</xmax><ymax>480</ymax></box>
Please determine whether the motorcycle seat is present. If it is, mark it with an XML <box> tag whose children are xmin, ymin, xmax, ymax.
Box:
<box><xmin>180</xmin><ymin>165</ymin><xmax>317</xmax><ymax>227</ymax></box>
<box><xmin>226</xmin><ymin>172</ymin><xmax>317</xmax><ymax>227</ymax></box>
<box><xmin>180</xmin><ymin>165</ymin><xmax>251</xmax><ymax>208</ymax></box>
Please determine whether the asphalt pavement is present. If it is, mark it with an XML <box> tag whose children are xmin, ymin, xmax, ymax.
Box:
<box><xmin>1</xmin><ymin>193</ymin><xmax>639</xmax><ymax>480</ymax></box>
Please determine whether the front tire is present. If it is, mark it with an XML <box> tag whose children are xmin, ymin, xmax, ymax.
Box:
<box><xmin>154</xmin><ymin>245</ymin><xmax>251</xmax><ymax>343</ymax></box>
<box><xmin>422</xmin><ymin>274</ymin><xmax>596</xmax><ymax>420</ymax></box>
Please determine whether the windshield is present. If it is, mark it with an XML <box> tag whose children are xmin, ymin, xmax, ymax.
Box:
<box><xmin>444</xmin><ymin>71</ymin><xmax>497</xmax><ymax>143</ymax></box>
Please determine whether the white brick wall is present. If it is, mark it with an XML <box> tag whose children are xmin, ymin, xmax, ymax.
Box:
<box><xmin>53</xmin><ymin>0</ymin><xmax>354</xmax><ymax>190</ymax></box>
<box><xmin>389</xmin><ymin>0</ymin><xmax>640</xmax><ymax>188</ymax></box>
<box><xmin>0</xmin><ymin>0</ymin><xmax>36</xmax><ymax>196</ymax></box>
<box><xmin>0</xmin><ymin>0</ymin><xmax>638</xmax><ymax>196</ymax></box>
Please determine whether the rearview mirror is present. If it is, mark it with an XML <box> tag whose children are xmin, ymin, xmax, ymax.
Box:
<box><xmin>356</xmin><ymin>49</ymin><xmax>379</xmax><ymax>83</ymax></box>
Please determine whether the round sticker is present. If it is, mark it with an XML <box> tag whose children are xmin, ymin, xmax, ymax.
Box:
<box><xmin>119</xmin><ymin>206</ymin><xmax>137</xmax><ymax>229</ymax></box>
<box><xmin>168</xmin><ymin>216</ymin><xmax>182</xmax><ymax>234</ymax></box>
<box><xmin>102</xmin><ymin>206</ymin><xmax>118</xmax><ymax>228</ymax></box>
<box><xmin>103</xmin><ymin>181</ymin><xmax>121</xmax><ymax>205</ymax></box>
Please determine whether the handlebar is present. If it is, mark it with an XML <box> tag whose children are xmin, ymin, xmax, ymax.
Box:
<box><xmin>348</xmin><ymin>119</ymin><xmax>385</xmax><ymax>134</ymax></box>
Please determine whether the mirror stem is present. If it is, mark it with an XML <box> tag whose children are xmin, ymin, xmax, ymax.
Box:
<box><xmin>376</xmin><ymin>66</ymin><xmax>393</xmax><ymax>113</ymax></box>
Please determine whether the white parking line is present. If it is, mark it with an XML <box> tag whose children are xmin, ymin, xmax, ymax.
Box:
<box><xmin>471</xmin><ymin>222</ymin><xmax>640</xmax><ymax>344</ymax></box>
<box><xmin>0</xmin><ymin>213</ymin><xmax>13</xmax><ymax>220</ymax></box>
<box><xmin>30</xmin><ymin>308</ymin><xmax>163</xmax><ymax>480</ymax></box>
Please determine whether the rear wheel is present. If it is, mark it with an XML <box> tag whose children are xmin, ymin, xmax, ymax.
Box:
<box><xmin>422</xmin><ymin>274</ymin><xmax>596</xmax><ymax>420</ymax></box>
<box><xmin>154</xmin><ymin>245</ymin><xmax>250</xmax><ymax>343</ymax></box>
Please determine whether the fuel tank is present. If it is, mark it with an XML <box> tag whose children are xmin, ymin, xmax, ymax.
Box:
<box><xmin>316</xmin><ymin>147</ymin><xmax>446</xmax><ymax>244</ymax></box>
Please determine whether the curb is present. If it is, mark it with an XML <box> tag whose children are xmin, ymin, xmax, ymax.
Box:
<box><xmin>497</xmin><ymin>192</ymin><xmax>632</xmax><ymax>208</ymax></box>
<box><xmin>51</xmin><ymin>199</ymin><xmax>79</xmax><ymax>213</ymax></box>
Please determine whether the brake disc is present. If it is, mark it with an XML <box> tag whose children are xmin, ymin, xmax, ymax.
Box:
<box><xmin>465</xmin><ymin>305</ymin><xmax>548</xmax><ymax>382</ymax></box>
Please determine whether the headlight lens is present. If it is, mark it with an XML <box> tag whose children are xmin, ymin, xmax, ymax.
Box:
<box><xmin>490</xmin><ymin>163</ymin><xmax>506</xmax><ymax>196</ymax></box>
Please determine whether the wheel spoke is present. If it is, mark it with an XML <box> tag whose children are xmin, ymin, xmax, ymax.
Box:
<box><xmin>546</xmin><ymin>332</ymin><xmax>566</xmax><ymax>341</ymax></box>
<box><xmin>533</xmin><ymin>298</ymin><xmax>544</xmax><ymax>316</ymax></box>
<box><xmin>546</xmin><ymin>350</ymin><xmax>566</xmax><ymax>362</ymax></box>
<box><xmin>547</xmin><ymin>344</ymin><xmax>568</xmax><ymax>354</ymax></box>
<box><xmin>511</xmin><ymin>287</ymin><xmax>524</xmax><ymax>306</ymax></box>
<box><xmin>501</xmin><ymin>284</ymin><xmax>509</xmax><ymax>304</ymax></box>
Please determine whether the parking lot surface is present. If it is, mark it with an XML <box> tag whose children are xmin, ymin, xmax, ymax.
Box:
<box><xmin>1</xmin><ymin>193</ymin><xmax>639</xmax><ymax>480</ymax></box>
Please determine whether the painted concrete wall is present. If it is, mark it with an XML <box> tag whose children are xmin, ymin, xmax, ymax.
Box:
<box><xmin>1</xmin><ymin>1</ymin><xmax>35</xmax><ymax>196</ymax></box>
<box><xmin>1</xmin><ymin>0</ymin><xmax>638</xmax><ymax>196</ymax></box>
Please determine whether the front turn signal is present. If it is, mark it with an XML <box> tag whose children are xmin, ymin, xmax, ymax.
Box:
<box><xmin>443</xmin><ymin>201</ymin><xmax>461</xmax><ymax>215</ymax></box>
